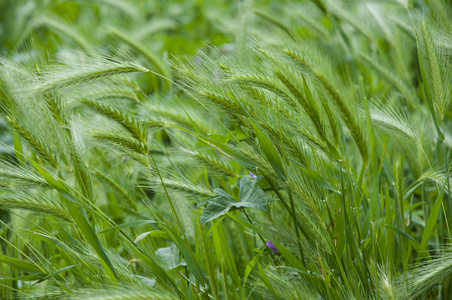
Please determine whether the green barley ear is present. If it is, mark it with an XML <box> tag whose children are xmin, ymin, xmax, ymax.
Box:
<box><xmin>78</xmin><ymin>81</ymin><xmax>143</xmax><ymax>103</ymax></box>
<box><xmin>199</xmin><ymin>91</ymin><xmax>246</xmax><ymax>118</ymax></box>
<box><xmin>415</xmin><ymin>13</ymin><xmax>452</xmax><ymax>123</ymax></box>
<box><xmin>68</xmin><ymin>289</ymin><xmax>177</xmax><ymax>300</ymax></box>
<box><xmin>0</xmin><ymin>188</ymin><xmax>73</xmax><ymax>222</ymax></box>
<box><xmin>191</xmin><ymin>149</ymin><xmax>240</xmax><ymax>178</ymax></box>
<box><xmin>91</xmin><ymin>130</ymin><xmax>148</xmax><ymax>155</ymax></box>
<box><xmin>141</xmin><ymin>168</ymin><xmax>215</xmax><ymax>199</ymax></box>
<box><xmin>284</xmin><ymin>47</ymin><xmax>368</xmax><ymax>163</ymax></box>
<box><xmin>26</xmin><ymin>51</ymin><xmax>150</xmax><ymax>96</ymax></box>
<box><xmin>398</xmin><ymin>251</ymin><xmax>452</xmax><ymax>299</ymax></box>
<box><xmin>81</xmin><ymin>99</ymin><xmax>147</xmax><ymax>142</ymax></box>
<box><xmin>416</xmin><ymin>21</ymin><xmax>445</xmax><ymax>116</ymax></box>
<box><xmin>367</xmin><ymin>98</ymin><xmax>419</xmax><ymax>143</ymax></box>
<box><xmin>0</xmin><ymin>159</ymin><xmax>48</xmax><ymax>186</ymax></box>
<box><xmin>5</xmin><ymin>116</ymin><xmax>59</xmax><ymax>168</ymax></box>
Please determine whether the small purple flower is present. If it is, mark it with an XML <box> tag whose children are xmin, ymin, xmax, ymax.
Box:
<box><xmin>249</xmin><ymin>171</ymin><xmax>257</xmax><ymax>179</ymax></box>
<box><xmin>266</xmin><ymin>240</ymin><xmax>280</xmax><ymax>255</ymax></box>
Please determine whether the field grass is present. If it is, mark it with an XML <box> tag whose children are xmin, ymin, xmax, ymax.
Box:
<box><xmin>1</xmin><ymin>0</ymin><xmax>452</xmax><ymax>299</ymax></box>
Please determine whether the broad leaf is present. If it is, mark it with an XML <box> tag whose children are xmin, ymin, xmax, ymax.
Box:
<box><xmin>201</xmin><ymin>176</ymin><xmax>268</xmax><ymax>224</ymax></box>
<box><xmin>239</xmin><ymin>176</ymin><xmax>268</xmax><ymax>210</ymax></box>
<box><xmin>201</xmin><ymin>189</ymin><xmax>237</xmax><ymax>225</ymax></box>
<box><xmin>134</xmin><ymin>230</ymin><xmax>168</xmax><ymax>243</ymax></box>
<box><xmin>155</xmin><ymin>244</ymin><xmax>186</xmax><ymax>270</ymax></box>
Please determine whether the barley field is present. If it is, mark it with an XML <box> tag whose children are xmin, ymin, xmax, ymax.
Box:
<box><xmin>1</xmin><ymin>0</ymin><xmax>452</xmax><ymax>299</ymax></box>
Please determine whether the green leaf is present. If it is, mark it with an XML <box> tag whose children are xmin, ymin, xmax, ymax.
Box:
<box><xmin>26</xmin><ymin>158</ymin><xmax>119</xmax><ymax>281</ymax></box>
<box><xmin>201</xmin><ymin>177</ymin><xmax>268</xmax><ymax>224</ymax></box>
<box><xmin>418</xmin><ymin>172</ymin><xmax>448</xmax><ymax>259</ymax></box>
<box><xmin>241</xmin><ymin>247</ymin><xmax>266</xmax><ymax>299</ymax></box>
<box><xmin>252</xmin><ymin>122</ymin><xmax>286</xmax><ymax>181</ymax></box>
<box><xmin>227</xmin><ymin>214</ymin><xmax>271</xmax><ymax>239</ymax></box>
<box><xmin>0</xmin><ymin>273</ymin><xmax>47</xmax><ymax>281</ymax></box>
<box><xmin>99</xmin><ymin>220</ymin><xmax>157</xmax><ymax>234</ymax></box>
<box><xmin>28</xmin><ymin>158</ymin><xmax>67</xmax><ymax>192</ymax></box>
<box><xmin>291</xmin><ymin>159</ymin><xmax>340</xmax><ymax>193</ymax></box>
<box><xmin>0</xmin><ymin>254</ymin><xmax>43</xmax><ymax>274</ymax></box>
<box><xmin>161</xmin><ymin>224</ymin><xmax>206</xmax><ymax>286</ymax></box>
<box><xmin>381</xmin><ymin>224</ymin><xmax>420</xmax><ymax>249</ymax></box>
<box><xmin>155</xmin><ymin>244</ymin><xmax>186</xmax><ymax>270</ymax></box>
<box><xmin>201</xmin><ymin>189</ymin><xmax>237</xmax><ymax>225</ymax></box>
<box><xmin>243</xmin><ymin>247</ymin><xmax>265</xmax><ymax>284</ymax></box>
<box><xmin>257</xmin><ymin>262</ymin><xmax>278</xmax><ymax>298</ymax></box>
<box><xmin>32</xmin><ymin>232</ymin><xmax>72</xmax><ymax>252</ymax></box>
<box><xmin>60</xmin><ymin>196</ymin><xmax>119</xmax><ymax>281</ymax></box>
<box><xmin>34</xmin><ymin>265</ymin><xmax>76</xmax><ymax>285</ymax></box>
<box><xmin>168</xmin><ymin>124</ymin><xmax>256</xmax><ymax>168</ymax></box>
<box><xmin>239</xmin><ymin>176</ymin><xmax>268</xmax><ymax>210</ymax></box>
<box><xmin>225</xmin><ymin>91</ymin><xmax>286</xmax><ymax>180</ymax></box>
<box><xmin>13</xmin><ymin>130</ymin><xmax>26</xmax><ymax>165</ymax></box>
<box><xmin>277</xmin><ymin>266</ymin><xmax>323</xmax><ymax>279</ymax></box>
<box><xmin>272</xmin><ymin>241</ymin><xmax>306</xmax><ymax>271</ymax></box>
<box><xmin>134</xmin><ymin>230</ymin><xmax>169</xmax><ymax>243</ymax></box>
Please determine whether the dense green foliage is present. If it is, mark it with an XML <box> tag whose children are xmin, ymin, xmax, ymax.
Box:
<box><xmin>1</xmin><ymin>0</ymin><xmax>452</xmax><ymax>299</ymax></box>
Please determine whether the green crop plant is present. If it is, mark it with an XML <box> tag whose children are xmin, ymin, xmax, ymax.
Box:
<box><xmin>1</xmin><ymin>0</ymin><xmax>452</xmax><ymax>299</ymax></box>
